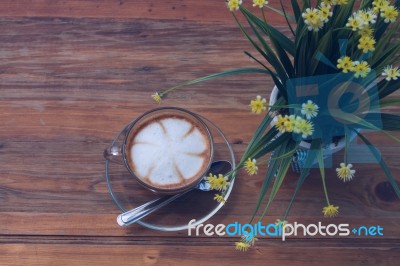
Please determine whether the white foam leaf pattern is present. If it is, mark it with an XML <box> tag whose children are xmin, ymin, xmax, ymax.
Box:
<box><xmin>130</xmin><ymin>117</ymin><xmax>209</xmax><ymax>187</ymax></box>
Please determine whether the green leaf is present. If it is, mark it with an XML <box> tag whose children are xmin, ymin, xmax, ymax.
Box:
<box><xmin>240</xmin><ymin>6</ymin><xmax>295</xmax><ymax>56</ymax></box>
<box><xmin>278</xmin><ymin>0</ymin><xmax>296</xmax><ymax>36</ymax></box>
<box><xmin>259</xmin><ymin>140</ymin><xmax>298</xmax><ymax>219</ymax></box>
<box><xmin>252</xmin><ymin>133</ymin><xmax>292</xmax><ymax>159</ymax></box>
<box><xmin>371</xmin><ymin>44</ymin><xmax>400</xmax><ymax>70</ymax></box>
<box><xmin>310</xmin><ymin>29</ymin><xmax>333</xmax><ymax>75</ymax></box>
<box><xmin>244</xmin><ymin>51</ymin><xmax>287</xmax><ymax>99</ymax></box>
<box><xmin>372</xmin><ymin>22</ymin><xmax>400</xmax><ymax>64</ymax></box>
<box><xmin>315</xmin><ymin>139</ymin><xmax>332</xmax><ymax>204</ymax></box>
<box><xmin>242</xmin><ymin>14</ymin><xmax>289</xmax><ymax>82</ymax></box>
<box><xmin>333</xmin><ymin>0</ymin><xmax>356</xmax><ymax>29</ymax></box>
<box><xmin>378</xmin><ymin>78</ymin><xmax>400</xmax><ymax>99</ymax></box>
<box><xmin>329</xmin><ymin>110</ymin><xmax>400</xmax><ymax>143</ymax></box>
<box><xmin>379</xmin><ymin>98</ymin><xmax>400</xmax><ymax>108</ymax></box>
<box><xmin>355</xmin><ymin>131</ymin><xmax>400</xmax><ymax>198</ymax></box>
<box><xmin>284</xmin><ymin>139</ymin><xmax>320</xmax><ymax>218</ymax></box>
<box><xmin>250</xmin><ymin>142</ymin><xmax>286</xmax><ymax>222</ymax></box>
<box><xmin>360</xmin><ymin>0</ymin><xmax>373</xmax><ymax>9</ymax></box>
<box><xmin>161</xmin><ymin>67</ymin><xmax>273</xmax><ymax>95</ymax></box>
<box><xmin>301</xmin><ymin>0</ymin><xmax>310</xmax><ymax>9</ymax></box>
<box><xmin>244</xmin><ymin>121</ymin><xmax>279</xmax><ymax>163</ymax></box>
<box><xmin>266</xmin><ymin>4</ymin><xmax>296</xmax><ymax>21</ymax></box>
<box><xmin>291</xmin><ymin>0</ymin><xmax>302</xmax><ymax>22</ymax></box>
<box><xmin>380</xmin><ymin>113</ymin><xmax>400</xmax><ymax>131</ymax></box>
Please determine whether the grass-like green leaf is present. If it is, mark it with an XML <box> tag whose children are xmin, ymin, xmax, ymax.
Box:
<box><xmin>311</xmin><ymin>29</ymin><xmax>333</xmax><ymax>75</ymax></box>
<box><xmin>355</xmin><ymin>130</ymin><xmax>400</xmax><ymax>198</ymax></box>
<box><xmin>266</xmin><ymin>4</ymin><xmax>296</xmax><ymax>21</ymax></box>
<box><xmin>360</xmin><ymin>0</ymin><xmax>373</xmax><ymax>10</ymax></box>
<box><xmin>278</xmin><ymin>0</ymin><xmax>295</xmax><ymax>36</ymax></box>
<box><xmin>240</xmin><ymin>6</ymin><xmax>295</xmax><ymax>56</ymax></box>
<box><xmin>329</xmin><ymin>110</ymin><xmax>400</xmax><ymax>143</ymax></box>
<box><xmin>250</xmin><ymin>142</ymin><xmax>286</xmax><ymax>222</ymax></box>
<box><xmin>378</xmin><ymin>78</ymin><xmax>400</xmax><ymax>99</ymax></box>
<box><xmin>379</xmin><ymin>98</ymin><xmax>400</xmax><ymax>108</ymax></box>
<box><xmin>161</xmin><ymin>67</ymin><xmax>273</xmax><ymax>95</ymax></box>
<box><xmin>259</xmin><ymin>140</ymin><xmax>298</xmax><ymax>219</ymax></box>
<box><xmin>241</xmin><ymin>14</ymin><xmax>289</xmax><ymax>82</ymax></box>
<box><xmin>283</xmin><ymin>139</ymin><xmax>320</xmax><ymax>218</ymax></box>
<box><xmin>291</xmin><ymin>0</ymin><xmax>302</xmax><ymax>22</ymax></box>
<box><xmin>252</xmin><ymin>133</ymin><xmax>292</xmax><ymax>159</ymax></box>
<box><xmin>380</xmin><ymin>113</ymin><xmax>400</xmax><ymax>131</ymax></box>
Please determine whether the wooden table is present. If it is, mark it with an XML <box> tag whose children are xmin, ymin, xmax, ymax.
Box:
<box><xmin>1</xmin><ymin>1</ymin><xmax>399</xmax><ymax>265</ymax></box>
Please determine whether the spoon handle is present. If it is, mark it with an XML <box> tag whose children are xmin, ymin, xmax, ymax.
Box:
<box><xmin>117</xmin><ymin>191</ymin><xmax>188</xmax><ymax>227</ymax></box>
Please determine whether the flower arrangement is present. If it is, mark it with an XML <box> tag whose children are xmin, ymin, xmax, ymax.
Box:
<box><xmin>152</xmin><ymin>0</ymin><xmax>400</xmax><ymax>250</ymax></box>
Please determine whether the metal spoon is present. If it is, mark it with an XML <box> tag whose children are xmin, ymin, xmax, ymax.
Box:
<box><xmin>117</xmin><ymin>160</ymin><xmax>232</xmax><ymax>227</ymax></box>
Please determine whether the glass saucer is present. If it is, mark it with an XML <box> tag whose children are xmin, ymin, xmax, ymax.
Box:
<box><xmin>105</xmin><ymin>115</ymin><xmax>236</xmax><ymax>231</ymax></box>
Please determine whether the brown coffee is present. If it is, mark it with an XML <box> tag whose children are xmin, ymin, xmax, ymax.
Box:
<box><xmin>126</xmin><ymin>110</ymin><xmax>212</xmax><ymax>192</ymax></box>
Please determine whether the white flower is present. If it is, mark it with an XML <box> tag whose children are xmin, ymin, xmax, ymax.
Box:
<box><xmin>301</xmin><ymin>100</ymin><xmax>319</xmax><ymax>120</ymax></box>
<box><xmin>336</xmin><ymin>163</ymin><xmax>356</xmax><ymax>182</ymax></box>
<box><xmin>382</xmin><ymin>65</ymin><xmax>400</xmax><ymax>81</ymax></box>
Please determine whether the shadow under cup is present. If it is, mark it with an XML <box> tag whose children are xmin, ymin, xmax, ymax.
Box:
<box><xmin>107</xmin><ymin>107</ymin><xmax>214</xmax><ymax>195</ymax></box>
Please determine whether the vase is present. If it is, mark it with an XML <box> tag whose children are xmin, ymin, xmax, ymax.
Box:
<box><xmin>269</xmin><ymin>86</ymin><xmax>353</xmax><ymax>173</ymax></box>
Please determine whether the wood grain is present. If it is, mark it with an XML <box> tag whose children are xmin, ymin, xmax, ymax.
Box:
<box><xmin>0</xmin><ymin>0</ymin><xmax>399</xmax><ymax>265</ymax></box>
<box><xmin>1</xmin><ymin>241</ymin><xmax>400</xmax><ymax>266</ymax></box>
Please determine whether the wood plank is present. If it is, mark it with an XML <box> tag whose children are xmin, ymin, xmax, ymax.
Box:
<box><xmin>0</xmin><ymin>0</ymin><xmax>291</xmax><ymax>23</ymax></box>
<box><xmin>0</xmin><ymin>1</ymin><xmax>399</xmax><ymax>264</ymax></box>
<box><xmin>1</xmin><ymin>242</ymin><xmax>399</xmax><ymax>266</ymax></box>
<box><xmin>1</xmin><ymin>142</ymin><xmax>399</xmax><ymax>238</ymax></box>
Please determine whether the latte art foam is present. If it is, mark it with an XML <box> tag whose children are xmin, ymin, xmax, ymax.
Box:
<box><xmin>127</xmin><ymin>115</ymin><xmax>211</xmax><ymax>190</ymax></box>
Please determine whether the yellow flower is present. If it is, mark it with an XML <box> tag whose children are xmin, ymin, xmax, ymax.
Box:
<box><xmin>250</xmin><ymin>95</ymin><xmax>267</xmax><ymax>114</ymax></box>
<box><xmin>214</xmin><ymin>194</ymin><xmax>226</xmax><ymax>204</ymax></box>
<box><xmin>206</xmin><ymin>173</ymin><xmax>217</xmax><ymax>186</ymax></box>
<box><xmin>381</xmin><ymin>5</ymin><xmax>399</xmax><ymax>23</ymax></box>
<box><xmin>336</xmin><ymin>0</ymin><xmax>349</xmax><ymax>4</ymax></box>
<box><xmin>322</xmin><ymin>204</ymin><xmax>339</xmax><ymax>218</ymax></box>
<box><xmin>318</xmin><ymin>3</ymin><xmax>333</xmax><ymax>23</ymax></box>
<box><xmin>215</xmin><ymin>174</ymin><xmax>230</xmax><ymax>191</ymax></box>
<box><xmin>275</xmin><ymin>219</ymin><xmax>288</xmax><ymax>227</ymax></box>
<box><xmin>244</xmin><ymin>158</ymin><xmax>258</xmax><ymax>175</ymax></box>
<box><xmin>253</xmin><ymin>0</ymin><xmax>268</xmax><ymax>8</ymax></box>
<box><xmin>275</xmin><ymin>219</ymin><xmax>291</xmax><ymax>233</ymax></box>
<box><xmin>336</xmin><ymin>163</ymin><xmax>356</xmax><ymax>182</ymax></box>
<box><xmin>346</xmin><ymin>15</ymin><xmax>365</xmax><ymax>31</ymax></box>
<box><xmin>286</xmin><ymin>115</ymin><xmax>297</xmax><ymax>132</ymax></box>
<box><xmin>382</xmin><ymin>65</ymin><xmax>400</xmax><ymax>81</ymax></box>
<box><xmin>301</xmin><ymin>100</ymin><xmax>319</xmax><ymax>120</ymax></box>
<box><xmin>358</xmin><ymin>36</ymin><xmax>376</xmax><ymax>53</ymax></box>
<box><xmin>295</xmin><ymin>118</ymin><xmax>314</xmax><ymax>138</ymax></box>
<box><xmin>372</xmin><ymin>0</ymin><xmax>390</xmax><ymax>13</ymax></box>
<box><xmin>274</xmin><ymin>114</ymin><xmax>294</xmax><ymax>133</ymax></box>
<box><xmin>302</xmin><ymin>8</ymin><xmax>324</xmax><ymax>32</ymax></box>
<box><xmin>151</xmin><ymin>92</ymin><xmax>162</xmax><ymax>103</ymax></box>
<box><xmin>358</xmin><ymin>26</ymin><xmax>374</xmax><ymax>37</ymax></box>
<box><xmin>227</xmin><ymin>0</ymin><xmax>242</xmax><ymax>12</ymax></box>
<box><xmin>206</xmin><ymin>173</ymin><xmax>229</xmax><ymax>191</ymax></box>
<box><xmin>241</xmin><ymin>231</ymin><xmax>258</xmax><ymax>246</ymax></box>
<box><xmin>293</xmin><ymin>116</ymin><xmax>303</xmax><ymax>134</ymax></box>
<box><xmin>353</xmin><ymin>61</ymin><xmax>371</xmax><ymax>78</ymax></box>
<box><xmin>235</xmin><ymin>241</ymin><xmax>251</xmax><ymax>252</ymax></box>
<box><xmin>337</xmin><ymin>56</ymin><xmax>354</xmax><ymax>73</ymax></box>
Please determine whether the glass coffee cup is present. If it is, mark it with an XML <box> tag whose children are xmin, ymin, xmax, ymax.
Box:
<box><xmin>104</xmin><ymin>107</ymin><xmax>214</xmax><ymax>194</ymax></box>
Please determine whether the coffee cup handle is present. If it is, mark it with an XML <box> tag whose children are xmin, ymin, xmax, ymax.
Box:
<box><xmin>103</xmin><ymin>144</ymin><xmax>124</xmax><ymax>165</ymax></box>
